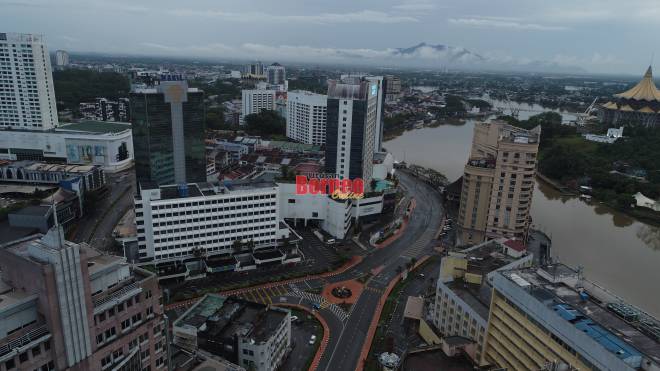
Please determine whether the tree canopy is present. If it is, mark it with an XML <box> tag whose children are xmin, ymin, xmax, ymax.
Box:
<box><xmin>243</xmin><ymin>110</ymin><xmax>286</xmax><ymax>137</ymax></box>
<box><xmin>53</xmin><ymin>70</ymin><xmax>130</xmax><ymax>114</ymax></box>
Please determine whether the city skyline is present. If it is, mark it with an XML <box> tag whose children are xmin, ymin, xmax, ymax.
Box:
<box><xmin>3</xmin><ymin>0</ymin><xmax>660</xmax><ymax>74</ymax></box>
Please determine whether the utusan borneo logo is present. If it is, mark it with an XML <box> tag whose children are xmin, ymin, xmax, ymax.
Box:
<box><xmin>295</xmin><ymin>175</ymin><xmax>364</xmax><ymax>200</ymax></box>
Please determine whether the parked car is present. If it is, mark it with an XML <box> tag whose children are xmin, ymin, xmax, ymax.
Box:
<box><xmin>309</xmin><ymin>335</ymin><xmax>317</xmax><ymax>345</ymax></box>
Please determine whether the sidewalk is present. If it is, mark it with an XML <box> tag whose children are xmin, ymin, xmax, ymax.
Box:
<box><xmin>355</xmin><ymin>255</ymin><xmax>431</xmax><ymax>371</ymax></box>
<box><xmin>374</xmin><ymin>198</ymin><xmax>417</xmax><ymax>249</ymax></box>
<box><xmin>164</xmin><ymin>255</ymin><xmax>364</xmax><ymax>311</ymax></box>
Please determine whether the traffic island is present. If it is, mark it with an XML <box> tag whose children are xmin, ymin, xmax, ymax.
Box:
<box><xmin>321</xmin><ymin>279</ymin><xmax>364</xmax><ymax>305</ymax></box>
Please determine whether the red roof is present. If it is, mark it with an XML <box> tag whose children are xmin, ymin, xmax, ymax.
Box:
<box><xmin>504</xmin><ymin>239</ymin><xmax>526</xmax><ymax>252</ymax></box>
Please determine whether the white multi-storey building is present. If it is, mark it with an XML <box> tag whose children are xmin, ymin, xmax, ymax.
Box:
<box><xmin>286</xmin><ymin>90</ymin><xmax>327</xmax><ymax>145</ymax></box>
<box><xmin>241</xmin><ymin>89</ymin><xmax>276</xmax><ymax>124</ymax></box>
<box><xmin>55</xmin><ymin>50</ymin><xmax>69</xmax><ymax>67</ymax></box>
<box><xmin>0</xmin><ymin>32</ymin><xmax>58</xmax><ymax>130</ymax></box>
<box><xmin>134</xmin><ymin>181</ymin><xmax>280</xmax><ymax>263</ymax></box>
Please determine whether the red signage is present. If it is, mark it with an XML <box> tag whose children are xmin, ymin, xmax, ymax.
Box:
<box><xmin>295</xmin><ymin>175</ymin><xmax>364</xmax><ymax>199</ymax></box>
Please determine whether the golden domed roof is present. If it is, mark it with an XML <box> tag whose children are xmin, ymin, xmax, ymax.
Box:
<box><xmin>614</xmin><ymin>66</ymin><xmax>660</xmax><ymax>102</ymax></box>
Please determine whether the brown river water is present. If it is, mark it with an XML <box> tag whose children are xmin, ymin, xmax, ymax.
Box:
<box><xmin>384</xmin><ymin>120</ymin><xmax>660</xmax><ymax>317</ymax></box>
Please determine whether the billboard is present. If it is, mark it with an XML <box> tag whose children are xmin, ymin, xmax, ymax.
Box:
<box><xmin>66</xmin><ymin>142</ymin><xmax>106</xmax><ymax>164</ymax></box>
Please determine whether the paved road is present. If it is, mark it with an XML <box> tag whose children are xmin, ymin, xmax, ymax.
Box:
<box><xmin>163</xmin><ymin>171</ymin><xmax>444</xmax><ymax>371</ymax></box>
<box><xmin>70</xmin><ymin>169</ymin><xmax>135</xmax><ymax>251</ymax></box>
<box><xmin>318</xmin><ymin>171</ymin><xmax>444</xmax><ymax>371</ymax></box>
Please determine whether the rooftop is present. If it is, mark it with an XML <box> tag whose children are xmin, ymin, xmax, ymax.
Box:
<box><xmin>176</xmin><ymin>294</ymin><xmax>288</xmax><ymax>345</ymax></box>
<box><xmin>446</xmin><ymin>280</ymin><xmax>490</xmax><ymax>320</ymax></box>
<box><xmin>500</xmin><ymin>265</ymin><xmax>660</xmax><ymax>365</ymax></box>
<box><xmin>459</xmin><ymin>239</ymin><xmax>526</xmax><ymax>277</ymax></box>
<box><xmin>9</xmin><ymin>205</ymin><xmax>51</xmax><ymax>217</ymax></box>
<box><xmin>58</xmin><ymin>120</ymin><xmax>132</xmax><ymax>134</ymax></box>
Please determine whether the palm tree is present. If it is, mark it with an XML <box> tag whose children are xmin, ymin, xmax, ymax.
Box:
<box><xmin>232</xmin><ymin>239</ymin><xmax>243</xmax><ymax>255</ymax></box>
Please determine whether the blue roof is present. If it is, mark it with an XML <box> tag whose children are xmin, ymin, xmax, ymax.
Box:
<box><xmin>552</xmin><ymin>304</ymin><xmax>642</xmax><ymax>363</ymax></box>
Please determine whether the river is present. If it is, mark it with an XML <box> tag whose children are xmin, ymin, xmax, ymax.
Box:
<box><xmin>384</xmin><ymin>120</ymin><xmax>660</xmax><ymax>317</ymax></box>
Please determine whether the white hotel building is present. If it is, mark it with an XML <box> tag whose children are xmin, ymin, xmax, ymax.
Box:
<box><xmin>135</xmin><ymin>181</ymin><xmax>281</xmax><ymax>263</ymax></box>
<box><xmin>0</xmin><ymin>32</ymin><xmax>59</xmax><ymax>130</ymax></box>
<box><xmin>286</xmin><ymin>90</ymin><xmax>327</xmax><ymax>145</ymax></box>
<box><xmin>241</xmin><ymin>89</ymin><xmax>275</xmax><ymax>125</ymax></box>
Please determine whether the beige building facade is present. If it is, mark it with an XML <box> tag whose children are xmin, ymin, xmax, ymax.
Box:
<box><xmin>458</xmin><ymin>121</ymin><xmax>540</xmax><ymax>244</ymax></box>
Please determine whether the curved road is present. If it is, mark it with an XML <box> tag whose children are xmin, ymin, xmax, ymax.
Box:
<box><xmin>318</xmin><ymin>171</ymin><xmax>444</xmax><ymax>371</ymax></box>
<box><xmin>172</xmin><ymin>171</ymin><xmax>444</xmax><ymax>371</ymax></box>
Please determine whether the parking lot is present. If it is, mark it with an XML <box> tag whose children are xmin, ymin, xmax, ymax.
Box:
<box><xmin>279</xmin><ymin>309</ymin><xmax>323</xmax><ymax>371</ymax></box>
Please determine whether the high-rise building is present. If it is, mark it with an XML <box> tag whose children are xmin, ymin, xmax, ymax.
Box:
<box><xmin>54</xmin><ymin>49</ymin><xmax>69</xmax><ymax>67</ymax></box>
<box><xmin>325</xmin><ymin>78</ymin><xmax>379</xmax><ymax>181</ymax></box>
<box><xmin>243</xmin><ymin>61</ymin><xmax>265</xmax><ymax>79</ymax></box>
<box><xmin>340</xmin><ymin>74</ymin><xmax>385</xmax><ymax>152</ymax></box>
<box><xmin>265</xmin><ymin>63</ymin><xmax>286</xmax><ymax>85</ymax></box>
<box><xmin>0</xmin><ymin>32</ymin><xmax>58</xmax><ymax>130</ymax></box>
<box><xmin>241</xmin><ymin>88</ymin><xmax>276</xmax><ymax>124</ymax></box>
<box><xmin>0</xmin><ymin>226</ymin><xmax>166</xmax><ymax>371</ymax></box>
<box><xmin>130</xmin><ymin>79</ymin><xmax>206</xmax><ymax>186</ymax></box>
<box><xmin>286</xmin><ymin>90</ymin><xmax>327</xmax><ymax>145</ymax></box>
<box><xmin>383</xmin><ymin>75</ymin><xmax>402</xmax><ymax>103</ymax></box>
<box><xmin>482</xmin><ymin>265</ymin><xmax>660</xmax><ymax>370</ymax></box>
<box><xmin>457</xmin><ymin>121</ymin><xmax>540</xmax><ymax>244</ymax></box>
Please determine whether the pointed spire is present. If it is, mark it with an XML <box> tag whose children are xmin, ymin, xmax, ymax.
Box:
<box><xmin>644</xmin><ymin>65</ymin><xmax>653</xmax><ymax>78</ymax></box>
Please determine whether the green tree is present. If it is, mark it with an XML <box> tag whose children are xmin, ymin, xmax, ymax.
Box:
<box><xmin>244</xmin><ymin>110</ymin><xmax>285</xmax><ymax>137</ymax></box>
<box><xmin>53</xmin><ymin>70</ymin><xmax>130</xmax><ymax>115</ymax></box>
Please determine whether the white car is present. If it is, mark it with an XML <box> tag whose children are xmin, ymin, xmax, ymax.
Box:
<box><xmin>290</xmin><ymin>316</ymin><xmax>299</xmax><ymax>322</ymax></box>
<box><xmin>309</xmin><ymin>335</ymin><xmax>317</xmax><ymax>345</ymax></box>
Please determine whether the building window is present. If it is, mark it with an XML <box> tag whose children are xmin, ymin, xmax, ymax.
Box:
<box><xmin>5</xmin><ymin>359</ymin><xmax>16</xmax><ymax>370</ymax></box>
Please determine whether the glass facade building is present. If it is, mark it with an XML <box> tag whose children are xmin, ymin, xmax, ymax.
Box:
<box><xmin>130</xmin><ymin>80</ymin><xmax>206</xmax><ymax>186</ymax></box>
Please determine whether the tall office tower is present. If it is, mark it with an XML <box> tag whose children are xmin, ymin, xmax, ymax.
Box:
<box><xmin>0</xmin><ymin>32</ymin><xmax>58</xmax><ymax>130</ymax></box>
<box><xmin>266</xmin><ymin>62</ymin><xmax>286</xmax><ymax>85</ymax></box>
<box><xmin>339</xmin><ymin>74</ymin><xmax>384</xmax><ymax>152</ymax></box>
<box><xmin>286</xmin><ymin>90</ymin><xmax>327</xmax><ymax>145</ymax></box>
<box><xmin>241</xmin><ymin>88</ymin><xmax>276</xmax><ymax>124</ymax></box>
<box><xmin>130</xmin><ymin>79</ymin><xmax>206</xmax><ymax>186</ymax></box>
<box><xmin>54</xmin><ymin>49</ymin><xmax>69</xmax><ymax>67</ymax></box>
<box><xmin>457</xmin><ymin>121</ymin><xmax>540</xmax><ymax>244</ymax></box>
<box><xmin>482</xmin><ymin>265</ymin><xmax>660</xmax><ymax>370</ymax></box>
<box><xmin>383</xmin><ymin>75</ymin><xmax>402</xmax><ymax>103</ymax></box>
<box><xmin>0</xmin><ymin>226</ymin><xmax>166</xmax><ymax>371</ymax></box>
<box><xmin>365</xmin><ymin>76</ymin><xmax>384</xmax><ymax>152</ymax></box>
<box><xmin>325</xmin><ymin>78</ymin><xmax>379</xmax><ymax>181</ymax></box>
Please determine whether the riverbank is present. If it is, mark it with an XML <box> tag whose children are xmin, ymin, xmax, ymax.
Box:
<box><xmin>536</xmin><ymin>173</ymin><xmax>660</xmax><ymax>226</ymax></box>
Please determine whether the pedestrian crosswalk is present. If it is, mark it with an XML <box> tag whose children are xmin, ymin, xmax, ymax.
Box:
<box><xmin>364</xmin><ymin>286</ymin><xmax>383</xmax><ymax>294</ymax></box>
<box><xmin>289</xmin><ymin>290</ymin><xmax>349</xmax><ymax>322</ymax></box>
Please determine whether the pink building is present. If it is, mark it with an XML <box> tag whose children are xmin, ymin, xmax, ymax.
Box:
<box><xmin>0</xmin><ymin>226</ymin><xmax>166</xmax><ymax>371</ymax></box>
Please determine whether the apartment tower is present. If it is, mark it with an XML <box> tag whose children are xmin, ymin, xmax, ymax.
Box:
<box><xmin>0</xmin><ymin>32</ymin><xmax>58</xmax><ymax>130</ymax></box>
<box><xmin>457</xmin><ymin>121</ymin><xmax>540</xmax><ymax>244</ymax></box>
<box><xmin>286</xmin><ymin>90</ymin><xmax>327</xmax><ymax>145</ymax></box>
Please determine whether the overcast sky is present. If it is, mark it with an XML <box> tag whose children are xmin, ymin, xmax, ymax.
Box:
<box><xmin>3</xmin><ymin>0</ymin><xmax>659</xmax><ymax>75</ymax></box>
